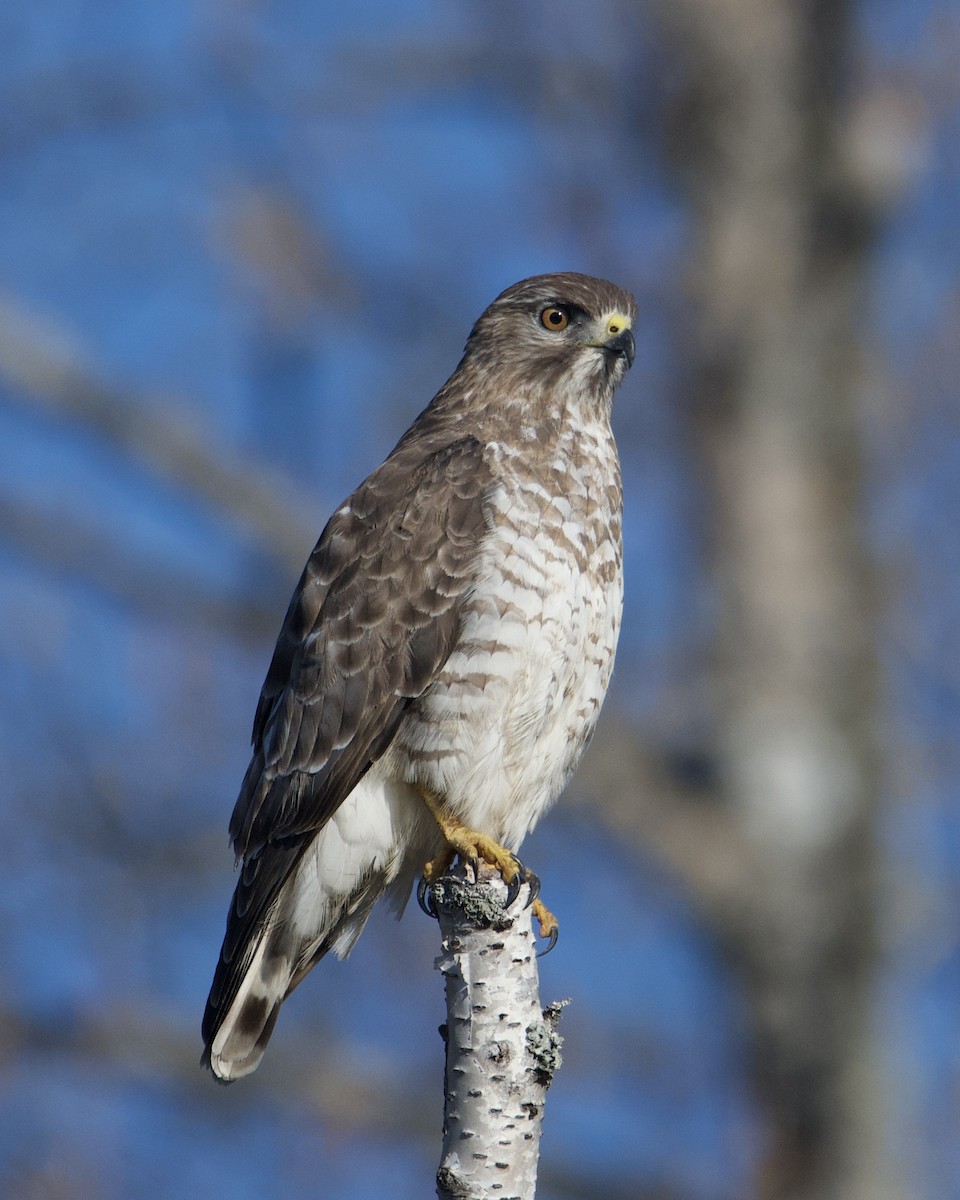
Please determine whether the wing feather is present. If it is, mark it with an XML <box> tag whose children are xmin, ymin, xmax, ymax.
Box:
<box><xmin>203</xmin><ymin>430</ymin><xmax>494</xmax><ymax>1050</ymax></box>
<box><xmin>231</xmin><ymin>432</ymin><xmax>492</xmax><ymax>853</ymax></box>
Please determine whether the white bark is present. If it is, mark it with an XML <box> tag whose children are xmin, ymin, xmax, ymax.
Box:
<box><xmin>430</xmin><ymin>862</ymin><xmax>565</xmax><ymax>1200</ymax></box>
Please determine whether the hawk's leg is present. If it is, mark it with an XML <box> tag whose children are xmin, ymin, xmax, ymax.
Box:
<box><xmin>417</xmin><ymin>788</ymin><xmax>558</xmax><ymax>947</ymax></box>
<box><xmin>419</xmin><ymin>788</ymin><xmax>524</xmax><ymax>900</ymax></box>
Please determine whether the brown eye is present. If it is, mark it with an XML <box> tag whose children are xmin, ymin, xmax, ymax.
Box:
<box><xmin>540</xmin><ymin>306</ymin><xmax>570</xmax><ymax>331</ymax></box>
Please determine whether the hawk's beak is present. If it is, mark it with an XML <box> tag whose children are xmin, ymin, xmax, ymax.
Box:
<box><xmin>605</xmin><ymin>327</ymin><xmax>635</xmax><ymax>369</ymax></box>
<box><xmin>583</xmin><ymin>315</ymin><xmax>635</xmax><ymax>369</ymax></box>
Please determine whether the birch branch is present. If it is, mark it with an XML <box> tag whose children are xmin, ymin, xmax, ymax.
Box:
<box><xmin>429</xmin><ymin>861</ymin><xmax>566</xmax><ymax>1200</ymax></box>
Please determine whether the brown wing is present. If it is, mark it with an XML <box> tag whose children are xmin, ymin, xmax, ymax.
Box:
<box><xmin>230</xmin><ymin>429</ymin><xmax>493</xmax><ymax>855</ymax></box>
<box><xmin>203</xmin><ymin>430</ymin><xmax>494</xmax><ymax>1045</ymax></box>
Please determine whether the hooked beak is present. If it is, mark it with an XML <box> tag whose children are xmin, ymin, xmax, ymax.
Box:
<box><xmin>605</xmin><ymin>327</ymin><xmax>635</xmax><ymax>369</ymax></box>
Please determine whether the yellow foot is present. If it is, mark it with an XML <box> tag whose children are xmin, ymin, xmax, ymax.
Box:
<box><xmin>422</xmin><ymin>845</ymin><xmax>455</xmax><ymax>886</ymax></box>
<box><xmin>442</xmin><ymin>828</ymin><xmax>521</xmax><ymax>887</ymax></box>
<box><xmin>415</xmin><ymin>788</ymin><xmax>557</xmax><ymax>950</ymax></box>
<box><xmin>417</xmin><ymin>788</ymin><xmax>520</xmax><ymax>890</ymax></box>
<box><xmin>532</xmin><ymin>898</ymin><xmax>559</xmax><ymax>954</ymax></box>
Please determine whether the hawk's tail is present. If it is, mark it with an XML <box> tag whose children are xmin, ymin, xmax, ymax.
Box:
<box><xmin>201</xmin><ymin>845</ymin><xmax>393</xmax><ymax>1082</ymax></box>
<box><xmin>202</xmin><ymin>924</ymin><xmax>290</xmax><ymax>1082</ymax></box>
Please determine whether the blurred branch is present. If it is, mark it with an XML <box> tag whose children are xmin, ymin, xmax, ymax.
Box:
<box><xmin>0</xmin><ymin>999</ymin><xmax>434</xmax><ymax>1139</ymax></box>
<box><xmin>0</xmin><ymin>999</ymin><xmax>652</xmax><ymax>1199</ymax></box>
<box><xmin>0</xmin><ymin>292</ymin><xmax>320</xmax><ymax>569</ymax></box>
<box><xmin>0</xmin><ymin>490</ymin><xmax>279</xmax><ymax>641</ymax></box>
<box><xmin>573</xmin><ymin>720</ymin><xmax>749</xmax><ymax>929</ymax></box>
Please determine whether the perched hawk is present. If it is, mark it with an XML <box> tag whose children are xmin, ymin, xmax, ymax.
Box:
<box><xmin>203</xmin><ymin>273</ymin><xmax>637</xmax><ymax>1081</ymax></box>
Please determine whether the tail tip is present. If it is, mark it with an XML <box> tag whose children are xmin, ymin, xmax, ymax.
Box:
<box><xmin>201</xmin><ymin>996</ymin><xmax>282</xmax><ymax>1083</ymax></box>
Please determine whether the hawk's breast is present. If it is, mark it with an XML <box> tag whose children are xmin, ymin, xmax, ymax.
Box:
<box><xmin>389</xmin><ymin>417</ymin><xmax>624</xmax><ymax>849</ymax></box>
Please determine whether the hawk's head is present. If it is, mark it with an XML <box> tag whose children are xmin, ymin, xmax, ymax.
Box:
<box><xmin>460</xmin><ymin>273</ymin><xmax>638</xmax><ymax>406</ymax></box>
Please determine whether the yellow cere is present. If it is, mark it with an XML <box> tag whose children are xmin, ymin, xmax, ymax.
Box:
<box><xmin>605</xmin><ymin>312</ymin><xmax>632</xmax><ymax>336</ymax></box>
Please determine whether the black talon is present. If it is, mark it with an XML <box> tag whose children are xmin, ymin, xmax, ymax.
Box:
<box><xmin>536</xmin><ymin>927</ymin><xmax>559</xmax><ymax>957</ymax></box>
<box><xmin>417</xmin><ymin>876</ymin><xmax>438</xmax><ymax>919</ymax></box>
<box><xmin>505</xmin><ymin>854</ymin><xmax>540</xmax><ymax>910</ymax></box>
<box><xmin>504</xmin><ymin>869</ymin><xmax>522</xmax><ymax>911</ymax></box>
<box><xmin>505</xmin><ymin>853</ymin><xmax>535</xmax><ymax>910</ymax></box>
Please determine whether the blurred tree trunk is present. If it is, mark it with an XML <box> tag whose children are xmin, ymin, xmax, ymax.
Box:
<box><xmin>649</xmin><ymin>3</ymin><xmax>902</xmax><ymax>1198</ymax></box>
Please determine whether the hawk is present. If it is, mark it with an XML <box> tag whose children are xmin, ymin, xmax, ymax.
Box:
<box><xmin>203</xmin><ymin>272</ymin><xmax>637</xmax><ymax>1081</ymax></box>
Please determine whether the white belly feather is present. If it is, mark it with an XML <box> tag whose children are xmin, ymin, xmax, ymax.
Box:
<box><xmin>289</xmin><ymin>426</ymin><xmax>622</xmax><ymax>952</ymax></box>
<box><xmin>388</xmin><ymin>430</ymin><xmax>623</xmax><ymax>849</ymax></box>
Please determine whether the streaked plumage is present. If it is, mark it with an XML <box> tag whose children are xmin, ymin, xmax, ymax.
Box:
<box><xmin>203</xmin><ymin>273</ymin><xmax>637</xmax><ymax>1080</ymax></box>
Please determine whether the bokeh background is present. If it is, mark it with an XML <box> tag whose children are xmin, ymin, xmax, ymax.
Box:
<box><xmin>0</xmin><ymin>3</ymin><xmax>957</xmax><ymax>1198</ymax></box>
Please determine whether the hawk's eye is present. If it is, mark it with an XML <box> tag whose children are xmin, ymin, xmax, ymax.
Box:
<box><xmin>540</xmin><ymin>306</ymin><xmax>570</xmax><ymax>331</ymax></box>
